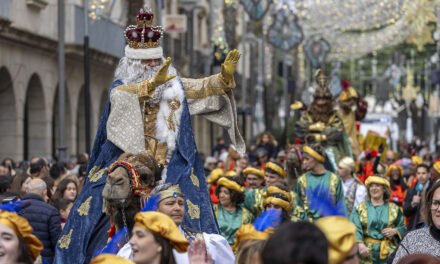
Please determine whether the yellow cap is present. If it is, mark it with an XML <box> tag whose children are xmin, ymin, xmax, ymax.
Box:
<box><xmin>233</xmin><ymin>224</ymin><xmax>273</xmax><ymax>251</ymax></box>
<box><xmin>265</xmin><ymin>162</ymin><xmax>286</xmax><ymax>178</ymax></box>
<box><xmin>411</xmin><ymin>156</ymin><xmax>423</xmax><ymax>165</ymax></box>
<box><xmin>134</xmin><ymin>212</ymin><xmax>189</xmax><ymax>252</ymax></box>
<box><xmin>91</xmin><ymin>254</ymin><xmax>135</xmax><ymax>264</ymax></box>
<box><xmin>338</xmin><ymin>87</ymin><xmax>358</xmax><ymax>102</ymax></box>
<box><xmin>316</xmin><ymin>216</ymin><xmax>356</xmax><ymax>264</ymax></box>
<box><xmin>0</xmin><ymin>211</ymin><xmax>43</xmax><ymax>261</ymax></box>
<box><xmin>243</xmin><ymin>167</ymin><xmax>264</xmax><ymax>179</ymax></box>
<box><xmin>386</xmin><ymin>164</ymin><xmax>403</xmax><ymax>177</ymax></box>
<box><xmin>263</xmin><ymin>197</ymin><xmax>292</xmax><ymax>212</ymax></box>
<box><xmin>303</xmin><ymin>145</ymin><xmax>325</xmax><ymax>163</ymax></box>
<box><xmin>206</xmin><ymin>168</ymin><xmax>224</xmax><ymax>184</ymax></box>
<box><xmin>225</xmin><ymin>170</ymin><xmax>238</xmax><ymax>177</ymax></box>
<box><xmin>433</xmin><ymin>161</ymin><xmax>440</xmax><ymax>173</ymax></box>
<box><xmin>266</xmin><ymin>186</ymin><xmax>292</xmax><ymax>202</ymax></box>
<box><xmin>365</xmin><ymin>176</ymin><xmax>390</xmax><ymax>189</ymax></box>
<box><xmin>217</xmin><ymin>177</ymin><xmax>244</xmax><ymax>193</ymax></box>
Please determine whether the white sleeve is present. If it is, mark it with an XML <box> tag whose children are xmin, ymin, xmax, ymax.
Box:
<box><xmin>203</xmin><ymin>233</ymin><xmax>235</xmax><ymax>264</ymax></box>
<box><xmin>354</xmin><ymin>185</ymin><xmax>367</xmax><ymax>208</ymax></box>
<box><xmin>117</xmin><ymin>243</ymin><xmax>133</xmax><ymax>259</ymax></box>
<box><xmin>107</xmin><ymin>89</ymin><xmax>145</xmax><ymax>153</ymax></box>
<box><xmin>173</xmin><ymin>249</ymin><xmax>190</xmax><ymax>264</ymax></box>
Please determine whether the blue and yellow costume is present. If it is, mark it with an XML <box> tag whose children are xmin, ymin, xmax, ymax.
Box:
<box><xmin>55</xmin><ymin>7</ymin><xmax>244</xmax><ymax>263</ymax></box>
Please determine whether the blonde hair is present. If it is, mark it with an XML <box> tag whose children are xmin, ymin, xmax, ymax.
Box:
<box><xmin>235</xmin><ymin>239</ymin><xmax>266</xmax><ymax>264</ymax></box>
<box><xmin>338</xmin><ymin>157</ymin><xmax>356</xmax><ymax>173</ymax></box>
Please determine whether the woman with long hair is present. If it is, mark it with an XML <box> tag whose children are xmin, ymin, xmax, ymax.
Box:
<box><xmin>350</xmin><ymin>176</ymin><xmax>406</xmax><ymax>264</ymax></box>
<box><xmin>52</xmin><ymin>178</ymin><xmax>78</xmax><ymax>203</ymax></box>
<box><xmin>256</xmin><ymin>132</ymin><xmax>278</xmax><ymax>160</ymax></box>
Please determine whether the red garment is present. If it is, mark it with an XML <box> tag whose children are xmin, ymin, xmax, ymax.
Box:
<box><xmin>390</xmin><ymin>185</ymin><xmax>405</xmax><ymax>205</ymax></box>
<box><xmin>359</xmin><ymin>161</ymin><xmax>374</xmax><ymax>183</ymax></box>
<box><xmin>209</xmin><ymin>185</ymin><xmax>219</xmax><ymax>204</ymax></box>
<box><xmin>227</xmin><ymin>160</ymin><xmax>236</xmax><ymax>172</ymax></box>
<box><xmin>408</xmin><ymin>176</ymin><xmax>417</xmax><ymax>188</ymax></box>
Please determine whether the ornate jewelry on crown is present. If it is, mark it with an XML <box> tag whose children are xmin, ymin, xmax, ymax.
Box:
<box><xmin>124</xmin><ymin>6</ymin><xmax>164</xmax><ymax>49</ymax></box>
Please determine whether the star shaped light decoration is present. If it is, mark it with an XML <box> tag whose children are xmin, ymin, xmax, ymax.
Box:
<box><xmin>267</xmin><ymin>7</ymin><xmax>304</xmax><ymax>51</ymax></box>
<box><xmin>239</xmin><ymin>0</ymin><xmax>273</xmax><ymax>21</ymax></box>
<box><xmin>304</xmin><ymin>36</ymin><xmax>331</xmax><ymax>68</ymax></box>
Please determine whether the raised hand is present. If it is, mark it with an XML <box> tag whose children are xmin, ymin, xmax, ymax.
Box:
<box><xmin>188</xmin><ymin>239</ymin><xmax>212</xmax><ymax>264</ymax></box>
<box><xmin>116</xmin><ymin>57</ymin><xmax>176</xmax><ymax>98</ymax></box>
<box><xmin>221</xmin><ymin>49</ymin><xmax>241</xmax><ymax>84</ymax></box>
<box><xmin>137</xmin><ymin>57</ymin><xmax>176</xmax><ymax>97</ymax></box>
<box><xmin>151</xmin><ymin>57</ymin><xmax>176</xmax><ymax>87</ymax></box>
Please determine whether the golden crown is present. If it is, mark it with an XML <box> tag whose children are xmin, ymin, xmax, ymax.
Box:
<box><xmin>313</xmin><ymin>70</ymin><xmax>332</xmax><ymax>100</ymax></box>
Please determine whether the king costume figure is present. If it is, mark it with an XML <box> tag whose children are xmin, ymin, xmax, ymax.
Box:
<box><xmin>294</xmin><ymin>70</ymin><xmax>352</xmax><ymax>172</ymax></box>
<box><xmin>55</xmin><ymin>6</ymin><xmax>245</xmax><ymax>264</ymax></box>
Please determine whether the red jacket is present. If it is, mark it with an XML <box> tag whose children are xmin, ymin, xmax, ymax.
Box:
<box><xmin>390</xmin><ymin>185</ymin><xmax>405</xmax><ymax>206</ymax></box>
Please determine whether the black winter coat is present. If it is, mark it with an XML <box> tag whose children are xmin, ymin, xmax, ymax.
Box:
<box><xmin>19</xmin><ymin>193</ymin><xmax>61</xmax><ymax>263</ymax></box>
<box><xmin>403</xmin><ymin>180</ymin><xmax>432</xmax><ymax>231</ymax></box>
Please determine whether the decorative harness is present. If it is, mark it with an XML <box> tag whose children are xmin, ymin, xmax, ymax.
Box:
<box><xmin>107</xmin><ymin>160</ymin><xmax>151</xmax><ymax>199</ymax></box>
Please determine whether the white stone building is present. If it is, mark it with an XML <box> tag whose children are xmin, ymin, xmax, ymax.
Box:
<box><xmin>0</xmin><ymin>0</ymin><xmax>129</xmax><ymax>162</ymax></box>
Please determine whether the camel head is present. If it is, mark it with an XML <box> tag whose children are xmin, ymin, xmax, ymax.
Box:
<box><xmin>102</xmin><ymin>152</ymin><xmax>160</xmax><ymax>208</ymax></box>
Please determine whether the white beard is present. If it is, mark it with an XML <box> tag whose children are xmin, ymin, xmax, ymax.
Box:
<box><xmin>114</xmin><ymin>57</ymin><xmax>178</xmax><ymax>105</ymax></box>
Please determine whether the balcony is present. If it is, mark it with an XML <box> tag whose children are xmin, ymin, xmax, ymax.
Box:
<box><xmin>66</xmin><ymin>5</ymin><xmax>125</xmax><ymax>59</ymax></box>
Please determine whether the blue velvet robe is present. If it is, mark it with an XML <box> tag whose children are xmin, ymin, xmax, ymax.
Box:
<box><xmin>54</xmin><ymin>80</ymin><xmax>219</xmax><ymax>264</ymax></box>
